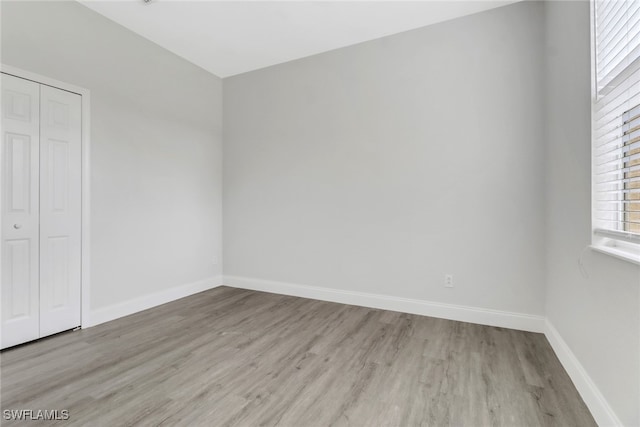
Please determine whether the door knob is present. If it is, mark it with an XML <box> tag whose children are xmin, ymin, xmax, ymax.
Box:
<box><xmin>13</xmin><ymin>224</ymin><xmax>21</xmax><ymax>229</ymax></box>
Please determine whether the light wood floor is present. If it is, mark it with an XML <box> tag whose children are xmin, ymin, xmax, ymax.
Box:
<box><xmin>1</xmin><ymin>286</ymin><xmax>595</xmax><ymax>426</ymax></box>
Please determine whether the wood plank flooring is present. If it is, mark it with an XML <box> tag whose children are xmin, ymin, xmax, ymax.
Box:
<box><xmin>1</xmin><ymin>286</ymin><xmax>596</xmax><ymax>426</ymax></box>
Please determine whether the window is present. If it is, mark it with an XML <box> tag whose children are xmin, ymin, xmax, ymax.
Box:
<box><xmin>592</xmin><ymin>0</ymin><xmax>640</xmax><ymax>262</ymax></box>
<box><xmin>622</xmin><ymin>105</ymin><xmax>640</xmax><ymax>234</ymax></box>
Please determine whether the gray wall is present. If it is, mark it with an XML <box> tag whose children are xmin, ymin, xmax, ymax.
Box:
<box><xmin>1</xmin><ymin>1</ymin><xmax>223</xmax><ymax>310</ymax></box>
<box><xmin>544</xmin><ymin>2</ymin><xmax>640</xmax><ymax>425</ymax></box>
<box><xmin>224</xmin><ymin>1</ymin><xmax>546</xmax><ymax>315</ymax></box>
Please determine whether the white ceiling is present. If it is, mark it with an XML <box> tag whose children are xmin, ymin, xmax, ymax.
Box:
<box><xmin>80</xmin><ymin>1</ymin><xmax>519</xmax><ymax>78</ymax></box>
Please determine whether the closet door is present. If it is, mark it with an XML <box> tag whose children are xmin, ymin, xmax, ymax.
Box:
<box><xmin>1</xmin><ymin>74</ymin><xmax>41</xmax><ymax>349</ymax></box>
<box><xmin>39</xmin><ymin>85</ymin><xmax>81</xmax><ymax>336</ymax></box>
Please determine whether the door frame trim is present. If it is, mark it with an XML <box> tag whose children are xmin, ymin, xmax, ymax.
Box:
<box><xmin>1</xmin><ymin>64</ymin><xmax>92</xmax><ymax>328</ymax></box>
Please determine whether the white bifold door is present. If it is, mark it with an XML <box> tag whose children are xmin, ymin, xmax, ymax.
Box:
<box><xmin>1</xmin><ymin>73</ymin><xmax>82</xmax><ymax>349</ymax></box>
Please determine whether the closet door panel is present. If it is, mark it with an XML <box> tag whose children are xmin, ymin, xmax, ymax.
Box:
<box><xmin>39</xmin><ymin>85</ymin><xmax>81</xmax><ymax>336</ymax></box>
<box><xmin>1</xmin><ymin>74</ymin><xmax>41</xmax><ymax>349</ymax></box>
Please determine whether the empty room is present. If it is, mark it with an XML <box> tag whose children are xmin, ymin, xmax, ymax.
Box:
<box><xmin>0</xmin><ymin>0</ymin><xmax>639</xmax><ymax>425</ymax></box>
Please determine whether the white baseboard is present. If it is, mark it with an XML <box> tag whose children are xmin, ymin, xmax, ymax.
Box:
<box><xmin>85</xmin><ymin>275</ymin><xmax>223</xmax><ymax>327</ymax></box>
<box><xmin>544</xmin><ymin>320</ymin><xmax>622</xmax><ymax>427</ymax></box>
<box><xmin>223</xmin><ymin>275</ymin><xmax>545</xmax><ymax>333</ymax></box>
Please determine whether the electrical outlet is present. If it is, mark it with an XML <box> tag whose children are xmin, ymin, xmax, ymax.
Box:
<box><xmin>212</xmin><ymin>255</ymin><xmax>219</xmax><ymax>266</ymax></box>
<box><xmin>444</xmin><ymin>274</ymin><xmax>454</xmax><ymax>288</ymax></box>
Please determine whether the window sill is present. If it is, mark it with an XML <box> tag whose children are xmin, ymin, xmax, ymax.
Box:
<box><xmin>590</xmin><ymin>244</ymin><xmax>640</xmax><ymax>266</ymax></box>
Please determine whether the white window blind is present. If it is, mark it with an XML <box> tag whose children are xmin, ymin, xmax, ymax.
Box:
<box><xmin>594</xmin><ymin>0</ymin><xmax>640</xmax><ymax>244</ymax></box>
<box><xmin>595</xmin><ymin>0</ymin><xmax>640</xmax><ymax>93</ymax></box>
